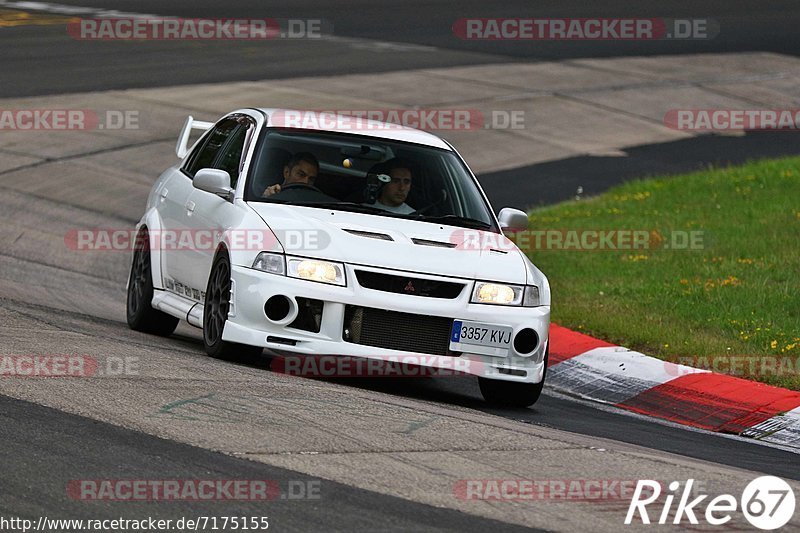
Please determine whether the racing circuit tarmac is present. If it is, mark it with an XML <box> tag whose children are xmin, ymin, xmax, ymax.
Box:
<box><xmin>1</xmin><ymin>1</ymin><xmax>799</xmax><ymax>531</ymax></box>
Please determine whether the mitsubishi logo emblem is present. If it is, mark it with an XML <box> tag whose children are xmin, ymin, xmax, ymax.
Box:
<box><xmin>404</xmin><ymin>281</ymin><xmax>415</xmax><ymax>292</ymax></box>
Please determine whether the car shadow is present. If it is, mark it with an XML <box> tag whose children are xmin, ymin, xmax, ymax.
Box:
<box><xmin>263</xmin><ymin>352</ymin><xmax>545</xmax><ymax>415</ymax></box>
<box><xmin>163</xmin><ymin>329</ymin><xmax>543</xmax><ymax>415</ymax></box>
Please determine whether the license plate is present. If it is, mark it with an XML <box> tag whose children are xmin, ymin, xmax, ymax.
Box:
<box><xmin>449</xmin><ymin>320</ymin><xmax>512</xmax><ymax>357</ymax></box>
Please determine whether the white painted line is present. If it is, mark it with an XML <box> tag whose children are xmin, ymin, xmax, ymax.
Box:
<box><xmin>0</xmin><ymin>0</ymin><xmax>157</xmax><ymax>18</ymax></box>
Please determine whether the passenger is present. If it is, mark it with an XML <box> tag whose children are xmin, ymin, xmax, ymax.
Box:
<box><xmin>370</xmin><ymin>159</ymin><xmax>414</xmax><ymax>214</ymax></box>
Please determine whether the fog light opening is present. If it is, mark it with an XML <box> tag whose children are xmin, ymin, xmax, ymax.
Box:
<box><xmin>513</xmin><ymin>328</ymin><xmax>538</xmax><ymax>356</ymax></box>
<box><xmin>265</xmin><ymin>295</ymin><xmax>293</xmax><ymax>323</ymax></box>
<box><xmin>497</xmin><ymin>367</ymin><xmax>527</xmax><ymax>377</ymax></box>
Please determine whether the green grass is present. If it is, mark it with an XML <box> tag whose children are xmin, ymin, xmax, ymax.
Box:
<box><xmin>520</xmin><ymin>156</ymin><xmax>800</xmax><ymax>389</ymax></box>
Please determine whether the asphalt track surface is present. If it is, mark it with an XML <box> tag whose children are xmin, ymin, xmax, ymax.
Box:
<box><xmin>1</xmin><ymin>1</ymin><xmax>800</xmax><ymax>531</ymax></box>
<box><xmin>2</xmin><ymin>0</ymin><xmax>799</xmax><ymax>97</ymax></box>
<box><xmin>481</xmin><ymin>130</ymin><xmax>800</xmax><ymax>209</ymax></box>
<box><xmin>3</xmin><ymin>0</ymin><xmax>799</xmax><ymax>211</ymax></box>
<box><xmin>0</xmin><ymin>395</ymin><xmax>536</xmax><ymax>532</ymax></box>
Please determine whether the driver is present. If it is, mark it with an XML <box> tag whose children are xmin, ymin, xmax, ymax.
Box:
<box><xmin>369</xmin><ymin>159</ymin><xmax>414</xmax><ymax>214</ymax></box>
<box><xmin>261</xmin><ymin>152</ymin><xmax>319</xmax><ymax>197</ymax></box>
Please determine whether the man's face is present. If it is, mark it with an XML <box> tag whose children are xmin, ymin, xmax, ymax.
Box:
<box><xmin>283</xmin><ymin>160</ymin><xmax>318</xmax><ymax>185</ymax></box>
<box><xmin>379</xmin><ymin>167</ymin><xmax>412</xmax><ymax>207</ymax></box>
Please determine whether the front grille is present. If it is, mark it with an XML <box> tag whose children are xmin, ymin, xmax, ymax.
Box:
<box><xmin>343</xmin><ymin>305</ymin><xmax>457</xmax><ymax>356</ymax></box>
<box><xmin>355</xmin><ymin>270</ymin><xmax>464</xmax><ymax>299</ymax></box>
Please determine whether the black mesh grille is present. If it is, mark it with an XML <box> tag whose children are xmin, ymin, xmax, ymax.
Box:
<box><xmin>355</xmin><ymin>270</ymin><xmax>464</xmax><ymax>299</ymax></box>
<box><xmin>343</xmin><ymin>306</ymin><xmax>457</xmax><ymax>356</ymax></box>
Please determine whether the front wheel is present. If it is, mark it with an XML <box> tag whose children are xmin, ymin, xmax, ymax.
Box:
<box><xmin>126</xmin><ymin>229</ymin><xmax>179</xmax><ymax>336</ymax></box>
<box><xmin>203</xmin><ymin>252</ymin><xmax>263</xmax><ymax>362</ymax></box>
<box><xmin>478</xmin><ymin>350</ymin><xmax>548</xmax><ymax>407</ymax></box>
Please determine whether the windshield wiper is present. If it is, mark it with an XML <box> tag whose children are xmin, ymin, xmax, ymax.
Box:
<box><xmin>414</xmin><ymin>214</ymin><xmax>493</xmax><ymax>230</ymax></box>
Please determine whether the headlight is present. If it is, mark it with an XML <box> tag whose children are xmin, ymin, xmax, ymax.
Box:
<box><xmin>252</xmin><ymin>253</ymin><xmax>346</xmax><ymax>286</ymax></box>
<box><xmin>287</xmin><ymin>257</ymin><xmax>346</xmax><ymax>286</ymax></box>
<box><xmin>471</xmin><ymin>282</ymin><xmax>541</xmax><ymax>307</ymax></box>
<box><xmin>252</xmin><ymin>252</ymin><xmax>285</xmax><ymax>275</ymax></box>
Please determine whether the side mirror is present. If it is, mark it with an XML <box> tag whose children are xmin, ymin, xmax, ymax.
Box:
<box><xmin>194</xmin><ymin>168</ymin><xmax>233</xmax><ymax>201</ymax></box>
<box><xmin>497</xmin><ymin>207</ymin><xmax>528</xmax><ymax>232</ymax></box>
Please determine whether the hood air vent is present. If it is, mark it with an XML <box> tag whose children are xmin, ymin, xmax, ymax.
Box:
<box><xmin>343</xmin><ymin>229</ymin><xmax>393</xmax><ymax>241</ymax></box>
<box><xmin>411</xmin><ymin>238</ymin><xmax>456</xmax><ymax>248</ymax></box>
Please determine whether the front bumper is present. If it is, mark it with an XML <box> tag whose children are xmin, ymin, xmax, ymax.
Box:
<box><xmin>222</xmin><ymin>263</ymin><xmax>550</xmax><ymax>383</ymax></box>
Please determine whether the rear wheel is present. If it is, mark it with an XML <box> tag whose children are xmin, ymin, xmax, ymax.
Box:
<box><xmin>203</xmin><ymin>251</ymin><xmax>263</xmax><ymax>361</ymax></box>
<box><xmin>126</xmin><ymin>229</ymin><xmax>179</xmax><ymax>336</ymax></box>
<box><xmin>479</xmin><ymin>349</ymin><xmax>548</xmax><ymax>408</ymax></box>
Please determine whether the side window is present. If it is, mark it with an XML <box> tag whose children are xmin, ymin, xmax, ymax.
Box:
<box><xmin>183</xmin><ymin>118</ymin><xmax>239</xmax><ymax>178</ymax></box>
<box><xmin>217</xmin><ymin>124</ymin><xmax>249</xmax><ymax>188</ymax></box>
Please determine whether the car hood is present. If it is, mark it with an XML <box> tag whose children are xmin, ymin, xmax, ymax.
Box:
<box><xmin>247</xmin><ymin>202</ymin><xmax>528</xmax><ymax>283</ymax></box>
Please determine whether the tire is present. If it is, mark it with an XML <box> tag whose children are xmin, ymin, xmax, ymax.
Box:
<box><xmin>478</xmin><ymin>349</ymin><xmax>548</xmax><ymax>408</ymax></box>
<box><xmin>203</xmin><ymin>251</ymin><xmax>263</xmax><ymax>361</ymax></box>
<box><xmin>126</xmin><ymin>229</ymin><xmax>179</xmax><ymax>336</ymax></box>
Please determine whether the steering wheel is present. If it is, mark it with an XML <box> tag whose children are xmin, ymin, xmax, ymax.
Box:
<box><xmin>410</xmin><ymin>189</ymin><xmax>448</xmax><ymax>216</ymax></box>
<box><xmin>410</xmin><ymin>203</ymin><xmax>437</xmax><ymax>216</ymax></box>
<box><xmin>280</xmin><ymin>182</ymin><xmax>324</xmax><ymax>193</ymax></box>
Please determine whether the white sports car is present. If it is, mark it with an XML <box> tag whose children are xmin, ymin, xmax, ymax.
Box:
<box><xmin>127</xmin><ymin>109</ymin><xmax>551</xmax><ymax>406</ymax></box>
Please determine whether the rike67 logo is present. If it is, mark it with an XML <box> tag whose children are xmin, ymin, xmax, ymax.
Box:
<box><xmin>625</xmin><ymin>477</ymin><xmax>795</xmax><ymax>530</ymax></box>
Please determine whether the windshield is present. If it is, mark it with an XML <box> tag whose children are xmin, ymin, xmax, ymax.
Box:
<box><xmin>245</xmin><ymin>129</ymin><xmax>498</xmax><ymax>231</ymax></box>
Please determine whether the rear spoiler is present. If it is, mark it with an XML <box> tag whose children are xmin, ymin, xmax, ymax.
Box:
<box><xmin>175</xmin><ymin>115</ymin><xmax>214</xmax><ymax>158</ymax></box>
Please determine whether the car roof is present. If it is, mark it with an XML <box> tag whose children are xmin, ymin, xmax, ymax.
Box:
<box><xmin>253</xmin><ymin>108</ymin><xmax>453</xmax><ymax>150</ymax></box>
